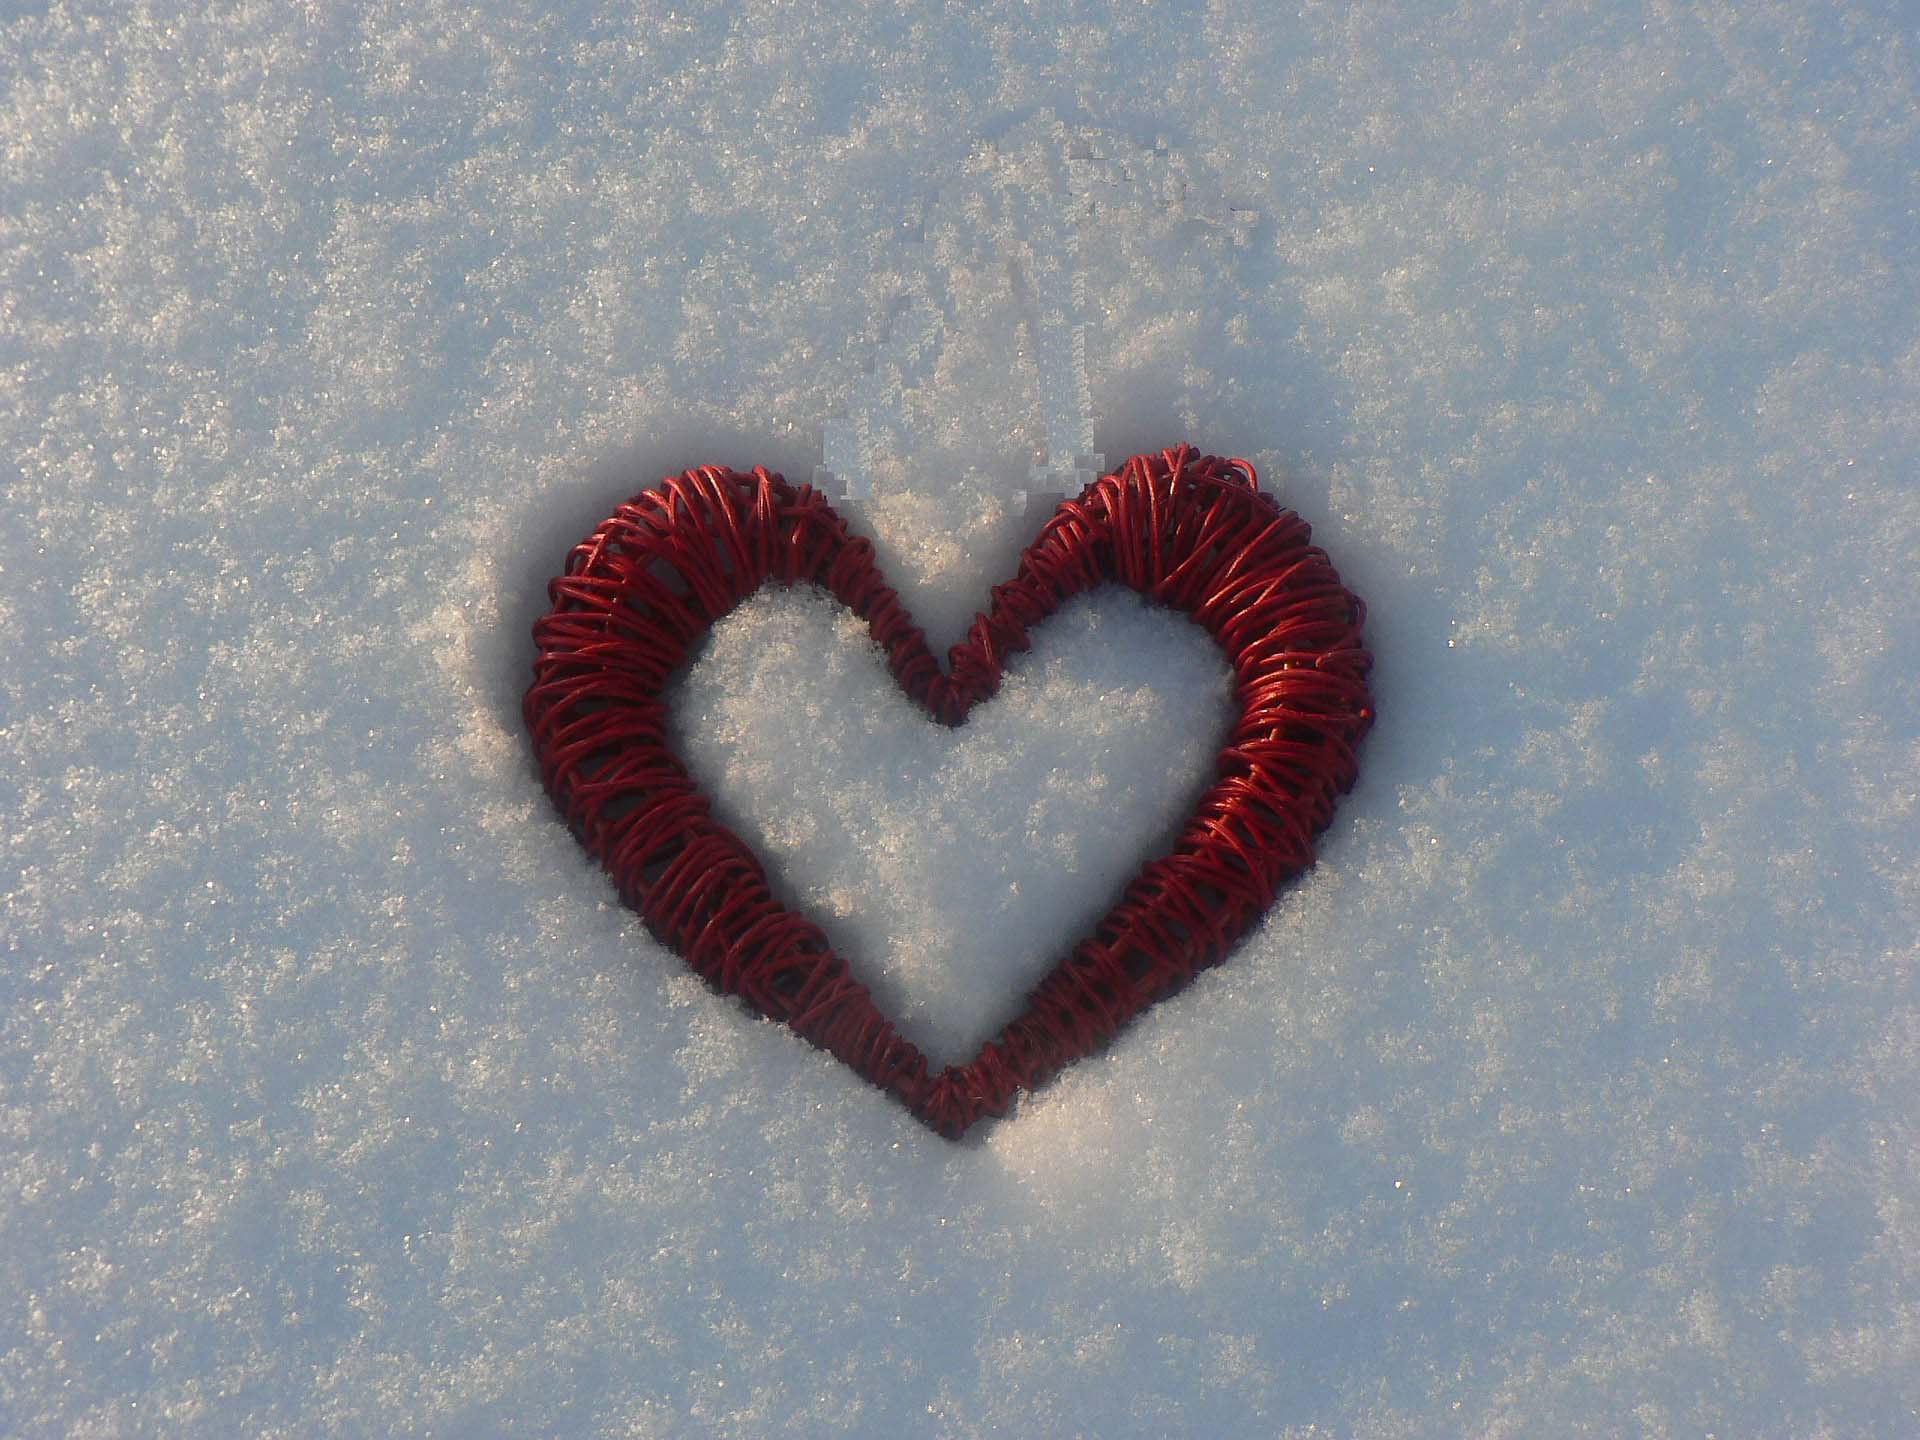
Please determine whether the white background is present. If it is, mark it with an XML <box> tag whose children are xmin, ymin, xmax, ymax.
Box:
<box><xmin>3</xmin><ymin>2</ymin><xmax>1916</xmax><ymax>1435</ymax></box>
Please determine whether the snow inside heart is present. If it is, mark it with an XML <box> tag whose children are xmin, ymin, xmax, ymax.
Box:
<box><xmin>669</xmin><ymin>577</ymin><xmax>1235</xmax><ymax>1065</ymax></box>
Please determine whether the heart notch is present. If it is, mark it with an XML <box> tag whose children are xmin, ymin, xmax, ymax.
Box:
<box><xmin>525</xmin><ymin>445</ymin><xmax>1373</xmax><ymax>1138</ymax></box>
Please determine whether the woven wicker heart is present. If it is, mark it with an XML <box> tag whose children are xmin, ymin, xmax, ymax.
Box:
<box><xmin>525</xmin><ymin>445</ymin><xmax>1373</xmax><ymax>1138</ymax></box>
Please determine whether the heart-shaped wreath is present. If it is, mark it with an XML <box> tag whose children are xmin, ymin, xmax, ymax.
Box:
<box><xmin>525</xmin><ymin>445</ymin><xmax>1373</xmax><ymax>1137</ymax></box>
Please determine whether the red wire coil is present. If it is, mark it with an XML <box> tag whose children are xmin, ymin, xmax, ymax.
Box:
<box><xmin>525</xmin><ymin>444</ymin><xmax>1374</xmax><ymax>1138</ymax></box>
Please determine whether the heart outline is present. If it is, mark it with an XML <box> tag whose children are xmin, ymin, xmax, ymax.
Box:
<box><xmin>525</xmin><ymin>445</ymin><xmax>1373</xmax><ymax>1138</ymax></box>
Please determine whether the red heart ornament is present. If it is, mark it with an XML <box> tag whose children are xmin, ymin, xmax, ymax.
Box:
<box><xmin>525</xmin><ymin>445</ymin><xmax>1373</xmax><ymax>1138</ymax></box>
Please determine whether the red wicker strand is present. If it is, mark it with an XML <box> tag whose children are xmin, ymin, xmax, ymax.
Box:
<box><xmin>524</xmin><ymin>444</ymin><xmax>1374</xmax><ymax>1138</ymax></box>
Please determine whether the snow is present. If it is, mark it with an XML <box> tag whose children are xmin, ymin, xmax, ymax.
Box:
<box><xmin>671</xmin><ymin>584</ymin><xmax>1234</xmax><ymax>1064</ymax></box>
<box><xmin>3</xmin><ymin>1</ymin><xmax>1917</xmax><ymax>1435</ymax></box>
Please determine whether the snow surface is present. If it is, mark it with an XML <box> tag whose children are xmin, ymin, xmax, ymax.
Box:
<box><xmin>3</xmin><ymin>2</ymin><xmax>1918</xmax><ymax>1435</ymax></box>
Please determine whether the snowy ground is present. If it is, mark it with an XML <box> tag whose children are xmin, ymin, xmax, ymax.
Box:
<box><xmin>4</xmin><ymin>2</ymin><xmax>1917</xmax><ymax>1435</ymax></box>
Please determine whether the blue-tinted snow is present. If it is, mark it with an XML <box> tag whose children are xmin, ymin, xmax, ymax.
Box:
<box><xmin>2</xmin><ymin>3</ymin><xmax>1915</xmax><ymax>1435</ymax></box>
